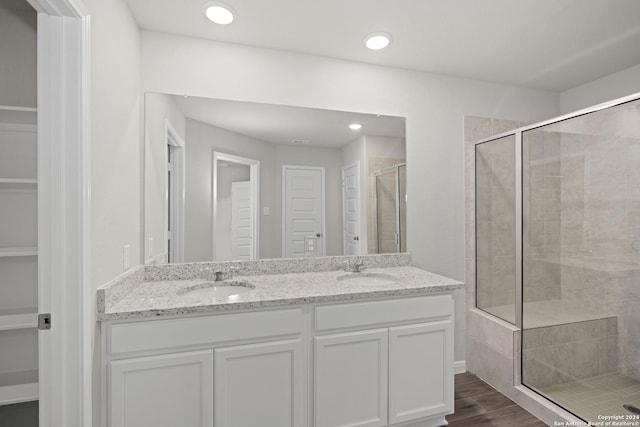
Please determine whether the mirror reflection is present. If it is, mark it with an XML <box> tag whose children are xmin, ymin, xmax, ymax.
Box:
<box><xmin>144</xmin><ymin>93</ymin><xmax>407</xmax><ymax>263</ymax></box>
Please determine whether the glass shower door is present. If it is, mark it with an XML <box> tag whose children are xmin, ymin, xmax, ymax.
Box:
<box><xmin>521</xmin><ymin>99</ymin><xmax>640</xmax><ymax>422</ymax></box>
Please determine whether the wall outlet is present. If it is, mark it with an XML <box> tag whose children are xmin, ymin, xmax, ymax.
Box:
<box><xmin>147</xmin><ymin>237</ymin><xmax>153</xmax><ymax>258</ymax></box>
<box><xmin>123</xmin><ymin>244</ymin><xmax>131</xmax><ymax>270</ymax></box>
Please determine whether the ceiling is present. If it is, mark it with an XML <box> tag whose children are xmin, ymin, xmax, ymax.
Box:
<box><xmin>171</xmin><ymin>95</ymin><xmax>405</xmax><ymax>148</ymax></box>
<box><xmin>125</xmin><ymin>0</ymin><xmax>640</xmax><ymax>92</ymax></box>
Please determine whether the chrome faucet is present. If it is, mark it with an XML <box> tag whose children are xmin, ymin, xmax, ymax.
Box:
<box><xmin>205</xmin><ymin>265</ymin><xmax>238</xmax><ymax>282</ymax></box>
<box><xmin>343</xmin><ymin>258</ymin><xmax>365</xmax><ymax>273</ymax></box>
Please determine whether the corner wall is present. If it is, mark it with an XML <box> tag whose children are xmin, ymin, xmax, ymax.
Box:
<box><xmin>85</xmin><ymin>0</ymin><xmax>141</xmax><ymax>425</ymax></box>
<box><xmin>560</xmin><ymin>63</ymin><xmax>640</xmax><ymax>114</ymax></box>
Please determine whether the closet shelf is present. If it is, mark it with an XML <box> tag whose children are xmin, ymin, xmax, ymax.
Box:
<box><xmin>0</xmin><ymin>311</ymin><xmax>38</xmax><ymax>331</ymax></box>
<box><xmin>0</xmin><ymin>247</ymin><xmax>38</xmax><ymax>257</ymax></box>
<box><xmin>0</xmin><ymin>370</ymin><xmax>38</xmax><ymax>405</ymax></box>
<box><xmin>0</xmin><ymin>179</ymin><xmax>37</xmax><ymax>184</ymax></box>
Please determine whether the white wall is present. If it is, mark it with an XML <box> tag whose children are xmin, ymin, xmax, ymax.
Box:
<box><xmin>0</xmin><ymin>2</ymin><xmax>36</xmax><ymax>108</ymax></box>
<box><xmin>560</xmin><ymin>63</ymin><xmax>640</xmax><ymax>114</ymax></box>
<box><xmin>365</xmin><ymin>136</ymin><xmax>406</xmax><ymax>159</ymax></box>
<box><xmin>275</xmin><ymin>144</ymin><xmax>343</xmax><ymax>256</ymax></box>
<box><xmin>140</xmin><ymin>30</ymin><xmax>560</xmax><ymax>362</ymax></box>
<box><xmin>85</xmin><ymin>0</ymin><xmax>141</xmax><ymax>425</ymax></box>
<box><xmin>144</xmin><ymin>93</ymin><xmax>186</xmax><ymax>262</ymax></box>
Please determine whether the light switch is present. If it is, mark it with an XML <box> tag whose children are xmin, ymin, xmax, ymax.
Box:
<box><xmin>306</xmin><ymin>237</ymin><xmax>314</xmax><ymax>253</ymax></box>
<box><xmin>263</xmin><ymin>207</ymin><xmax>270</xmax><ymax>215</ymax></box>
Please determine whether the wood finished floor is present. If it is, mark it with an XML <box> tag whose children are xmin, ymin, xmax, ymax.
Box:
<box><xmin>445</xmin><ymin>373</ymin><xmax>547</xmax><ymax>427</ymax></box>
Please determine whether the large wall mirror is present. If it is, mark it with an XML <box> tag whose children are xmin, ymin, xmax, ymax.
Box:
<box><xmin>144</xmin><ymin>92</ymin><xmax>407</xmax><ymax>264</ymax></box>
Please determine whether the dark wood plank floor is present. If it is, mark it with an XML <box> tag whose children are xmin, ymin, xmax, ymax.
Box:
<box><xmin>445</xmin><ymin>373</ymin><xmax>547</xmax><ymax>427</ymax></box>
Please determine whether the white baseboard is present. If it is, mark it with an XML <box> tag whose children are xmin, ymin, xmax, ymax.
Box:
<box><xmin>454</xmin><ymin>360</ymin><xmax>466</xmax><ymax>374</ymax></box>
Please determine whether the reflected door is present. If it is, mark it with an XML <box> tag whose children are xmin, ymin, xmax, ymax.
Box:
<box><xmin>230</xmin><ymin>181</ymin><xmax>252</xmax><ymax>260</ymax></box>
<box><xmin>342</xmin><ymin>163</ymin><xmax>361</xmax><ymax>255</ymax></box>
<box><xmin>283</xmin><ymin>166</ymin><xmax>325</xmax><ymax>258</ymax></box>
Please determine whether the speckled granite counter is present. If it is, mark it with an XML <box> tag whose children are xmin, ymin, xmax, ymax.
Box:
<box><xmin>97</xmin><ymin>255</ymin><xmax>463</xmax><ymax>321</ymax></box>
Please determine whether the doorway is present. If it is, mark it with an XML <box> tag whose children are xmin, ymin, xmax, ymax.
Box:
<box><xmin>342</xmin><ymin>162</ymin><xmax>361</xmax><ymax>255</ymax></box>
<box><xmin>212</xmin><ymin>152</ymin><xmax>259</xmax><ymax>260</ymax></box>
<box><xmin>166</xmin><ymin>120</ymin><xmax>185</xmax><ymax>263</ymax></box>
<box><xmin>282</xmin><ymin>165</ymin><xmax>325</xmax><ymax>258</ymax></box>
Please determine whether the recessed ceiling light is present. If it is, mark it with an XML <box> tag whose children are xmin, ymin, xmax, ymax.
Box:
<box><xmin>364</xmin><ymin>32</ymin><xmax>392</xmax><ymax>50</ymax></box>
<box><xmin>349</xmin><ymin>123</ymin><xmax>363</xmax><ymax>130</ymax></box>
<box><xmin>291</xmin><ymin>139</ymin><xmax>310</xmax><ymax>144</ymax></box>
<box><xmin>203</xmin><ymin>2</ymin><xmax>236</xmax><ymax>25</ymax></box>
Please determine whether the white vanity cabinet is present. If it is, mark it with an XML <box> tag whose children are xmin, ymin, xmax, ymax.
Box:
<box><xmin>109</xmin><ymin>349</ymin><xmax>215</xmax><ymax>427</ymax></box>
<box><xmin>104</xmin><ymin>307</ymin><xmax>306</xmax><ymax>427</ymax></box>
<box><xmin>312</xmin><ymin>294</ymin><xmax>454</xmax><ymax>427</ymax></box>
<box><xmin>103</xmin><ymin>292</ymin><xmax>454</xmax><ymax>427</ymax></box>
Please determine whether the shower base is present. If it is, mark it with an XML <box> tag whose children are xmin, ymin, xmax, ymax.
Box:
<box><xmin>537</xmin><ymin>373</ymin><xmax>640</xmax><ymax>423</ymax></box>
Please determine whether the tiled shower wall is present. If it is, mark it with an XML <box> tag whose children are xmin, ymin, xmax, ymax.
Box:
<box><xmin>464</xmin><ymin>117</ymin><xmax>524</xmax><ymax>320</ymax></box>
<box><xmin>475</xmin><ymin>135</ymin><xmax>517</xmax><ymax>316</ymax></box>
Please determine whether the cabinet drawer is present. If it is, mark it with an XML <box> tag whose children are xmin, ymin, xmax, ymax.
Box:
<box><xmin>108</xmin><ymin>307</ymin><xmax>303</xmax><ymax>356</ymax></box>
<box><xmin>314</xmin><ymin>294</ymin><xmax>452</xmax><ymax>332</ymax></box>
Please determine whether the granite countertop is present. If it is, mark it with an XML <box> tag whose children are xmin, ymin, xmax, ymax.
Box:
<box><xmin>98</xmin><ymin>264</ymin><xmax>463</xmax><ymax>321</ymax></box>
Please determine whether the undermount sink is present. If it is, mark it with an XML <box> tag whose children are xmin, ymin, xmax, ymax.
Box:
<box><xmin>337</xmin><ymin>272</ymin><xmax>399</xmax><ymax>286</ymax></box>
<box><xmin>178</xmin><ymin>281</ymin><xmax>255</xmax><ymax>300</ymax></box>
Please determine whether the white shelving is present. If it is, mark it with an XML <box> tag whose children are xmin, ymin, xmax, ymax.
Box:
<box><xmin>0</xmin><ymin>371</ymin><xmax>38</xmax><ymax>405</ymax></box>
<box><xmin>0</xmin><ymin>179</ymin><xmax>37</xmax><ymax>184</ymax></box>
<box><xmin>0</xmin><ymin>309</ymin><xmax>38</xmax><ymax>331</ymax></box>
<box><xmin>0</xmin><ymin>105</ymin><xmax>39</xmax><ymax>410</ymax></box>
<box><xmin>0</xmin><ymin>247</ymin><xmax>38</xmax><ymax>257</ymax></box>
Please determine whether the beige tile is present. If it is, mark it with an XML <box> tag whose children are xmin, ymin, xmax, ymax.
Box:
<box><xmin>464</xmin><ymin>116</ymin><xmax>493</xmax><ymax>143</ymax></box>
<box><xmin>467</xmin><ymin>335</ymin><xmax>515</xmax><ymax>395</ymax></box>
<box><xmin>492</xmin><ymin>119</ymin><xmax>521</xmax><ymax>135</ymax></box>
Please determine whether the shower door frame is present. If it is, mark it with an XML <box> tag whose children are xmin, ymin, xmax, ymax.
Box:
<box><xmin>373</xmin><ymin>163</ymin><xmax>406</xmax><ymax>254</ymax></box>
<box><xmin>472</xmin><ymin>90</ymin><xmax>640</xmax><ymax>421</ymax></box>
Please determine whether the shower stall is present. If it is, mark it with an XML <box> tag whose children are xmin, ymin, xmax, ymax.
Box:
<box><xmin>374</xmin><ymin>164</ymin><xmax>407</xmax><ymax>254</ymax></box>
<box><xmin>473</xmin><ymin>94</ymin><xmax>640</xmax><ymax>423</ymax></box>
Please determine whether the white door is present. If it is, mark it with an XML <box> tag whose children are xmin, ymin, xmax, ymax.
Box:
<box><xmin>314</xmin><ymin>329</ymin><xmax>388</xmax><ymax>427</ymax></box>
<box><xmin>231</xmin><ymin>181</ymin><xmax>252</xmax><ymax>260</ymax></box>
<box><xmin>342</xmin><ymin>163</ymin><xmax>361</xmax><ymax>255</ymax></box>
<box><xmin>388</xmin><ymin>321</ymin><xmax>454</xmax><ymax>424</ymax></box>
<box><xmin>283</xmin><ymin>166</ymin><xmax>324</xmax><ymax>258</ymax></box>
<box><xmin>109</xmin><ymin>350</ymin><xmax>214</xmax><ymax>427</ymax></box>
<box><xmin>214</xmin><ymin>339</ymin><xmax>305</xmax><ymax>427</ymax></box>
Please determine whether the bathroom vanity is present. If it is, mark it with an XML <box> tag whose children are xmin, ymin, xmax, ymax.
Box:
<box><xmin>98</xmin><ymin>255</ymin><xmax>463</xmax><ymax>427</ymax></box>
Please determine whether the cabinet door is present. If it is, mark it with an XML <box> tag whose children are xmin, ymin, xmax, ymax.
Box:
<box><xmin>388</xmin><ymin>320</ymin><xmax>453</xmax><ymax>424</ymax></box>
<box><xmin>214</xmin><ymin>339</ymin><xmax>305</xmax><ymax>427</ymax></box>
<box><xmin>109</xmin><ymin>350</ymin><xmax>214</xmax><ymax>427</ymax></box>
<box><xmin>314</xmin><ymin>329</ymin><xmax>388</xmax><ymax>427</ymax></box>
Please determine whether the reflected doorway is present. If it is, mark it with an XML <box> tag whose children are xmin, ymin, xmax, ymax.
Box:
<box><xmin>212</xmin><ymin>152</ymin><xmax>260</xmax><ymax>260</ymax></box>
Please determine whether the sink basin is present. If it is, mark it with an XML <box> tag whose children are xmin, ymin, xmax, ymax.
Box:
<box><xmin>337</xmin><ymin>272</ymin><xmax>398</xmax><ymax>286</ymax></box>
<box><xmin>178</xmin><ymin>281</ymin><xmax>255</xmax><ymax>300</ymax></box>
